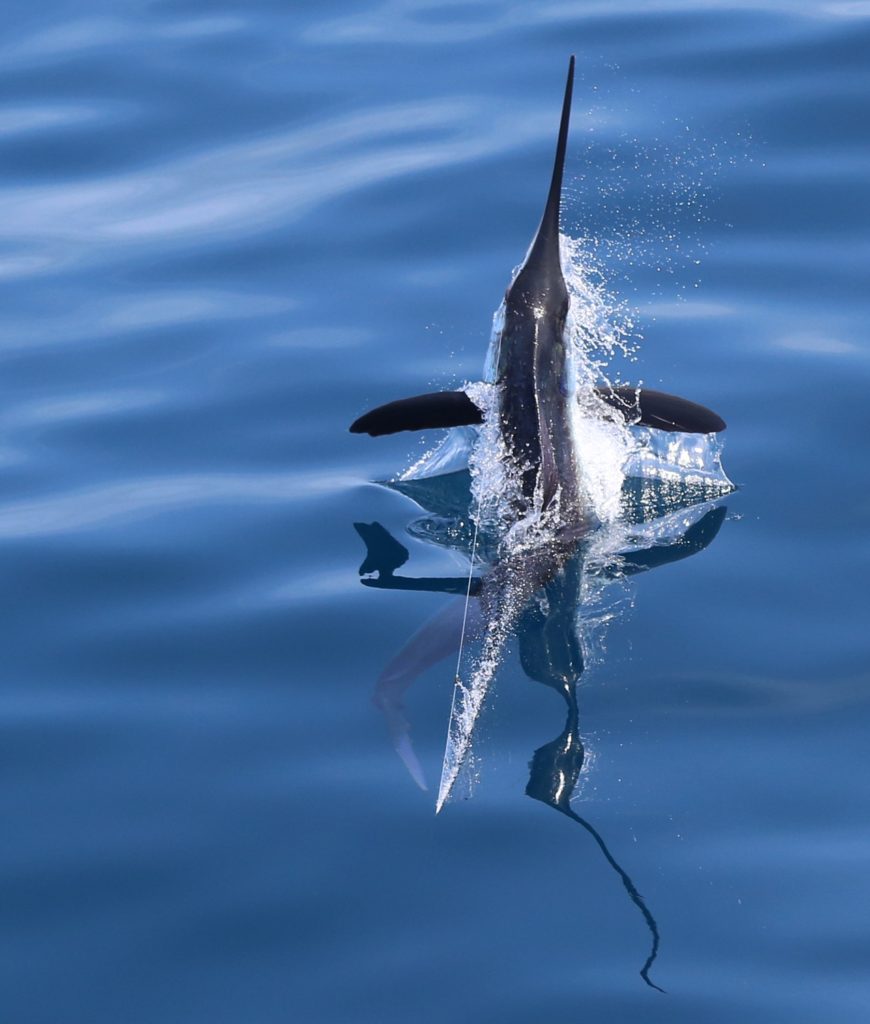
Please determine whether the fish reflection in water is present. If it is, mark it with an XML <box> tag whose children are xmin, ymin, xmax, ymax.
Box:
<box><xmin>354</xmin><ymin>464</ymin><xmax>729</xmax><ymax>991</ymax></box>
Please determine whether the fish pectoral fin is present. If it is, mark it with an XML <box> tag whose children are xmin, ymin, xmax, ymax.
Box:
<box><xmin>350</xmin><ymin>390</ymin><xmax>484</xmax><ymax>436</ymax></box>
<box><xmin>595</xmin><ymin>385</ymin><xmax>726</xmax><ymax>434</ymax></box>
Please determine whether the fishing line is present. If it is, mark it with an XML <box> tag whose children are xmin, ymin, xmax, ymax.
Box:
<box><xmin>454</xmin><ymin>512</ymin><xmax>480</xmax><ymax>682</ymax></box>
<box><xmin>438</xmin><ymin>508</ymin><xmax>480</xmax><ymax>806</ymax></box>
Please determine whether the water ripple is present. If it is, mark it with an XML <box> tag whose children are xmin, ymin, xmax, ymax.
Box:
<box><xmin>0</xmin><ymin>470</ymin><xmax>354</xmax><ymax>539</ymax></box>
<box><xmin>0</xmin><ymin>99</ymin><xmax>561</xmax><ymax>277</ymax></box>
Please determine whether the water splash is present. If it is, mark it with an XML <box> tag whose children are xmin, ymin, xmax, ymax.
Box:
<box><xmin>394</xmin><ymin>234</ymin><xmax>731</xmax><ymax>809</ymax></box>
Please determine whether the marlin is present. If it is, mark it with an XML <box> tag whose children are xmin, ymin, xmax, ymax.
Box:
<box><xmin>350</xmin><ymin>62</ymin><xmax>728</xmax><ymax>992</ymax></box>
<box><xmin>350</xmin><ymin>56</ymin><xmax>726</xmax><ymax>810</ymax></box>
<box><xmin>350</xmin><ymin>55</ymin><xmax>726</xmax><ymax>514</ymax></box>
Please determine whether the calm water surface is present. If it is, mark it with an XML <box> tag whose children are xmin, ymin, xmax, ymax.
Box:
<box><xmin>2</xmin><ymin>2</ymin><xmax>869</xmax><ymax>1021</ymax></box>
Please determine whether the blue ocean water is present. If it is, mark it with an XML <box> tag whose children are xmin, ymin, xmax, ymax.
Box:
<box><xmin>2</xmin><ymin>2</ymin><xmax>869</xmax><ymax>1021</ymax></box>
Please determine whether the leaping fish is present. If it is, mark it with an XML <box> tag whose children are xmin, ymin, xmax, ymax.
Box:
<box><xmin>350</xmin><ymin>56</ymin><xmax>726</xmax><ymax>810</ymax></box>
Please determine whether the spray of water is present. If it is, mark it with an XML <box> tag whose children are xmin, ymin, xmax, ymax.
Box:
<box><xmin>436</xmin><ymin>236</ymin><xmax>732</xmax><ymax>809</ymax></box>
<box><xmin>434</xmin><ymin>236</ymin><xmax>647</xmax><ymax>808</ymax></box>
